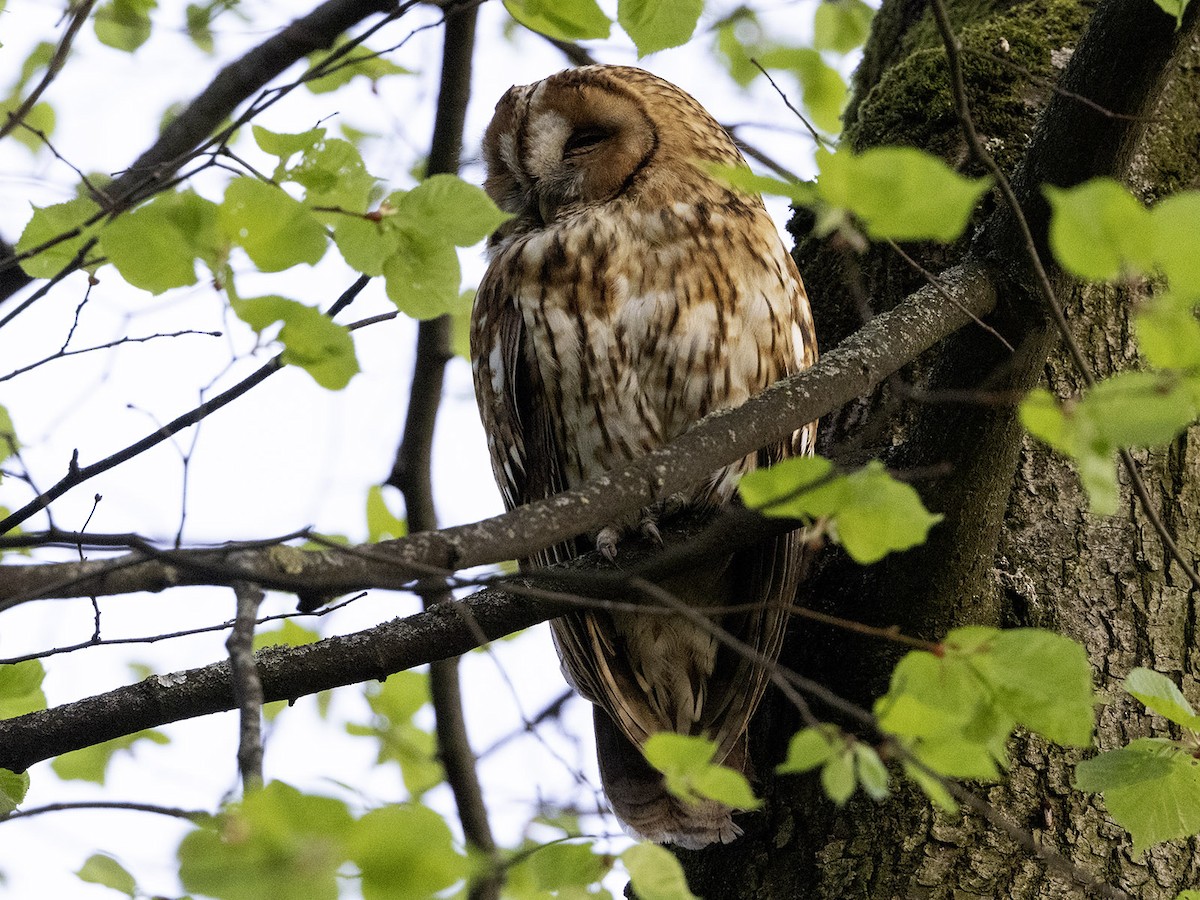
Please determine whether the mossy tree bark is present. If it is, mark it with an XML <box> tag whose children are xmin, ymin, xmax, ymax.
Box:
<box><xmin>678</xmin><ymin>0</ymin><xmax>1200</xmax><ymax>896</ymax></box>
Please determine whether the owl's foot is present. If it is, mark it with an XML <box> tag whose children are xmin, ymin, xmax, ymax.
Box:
<box><xmin>595</xmin><ymin>496</ymin><xmax>688</xmax><ymax>561</ymax></box>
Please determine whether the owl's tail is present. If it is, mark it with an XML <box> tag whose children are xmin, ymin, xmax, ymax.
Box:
<box><xmin>593</xmin><ymin>707</ymin><xmax>745</xmax><ymax>850</ymax></box>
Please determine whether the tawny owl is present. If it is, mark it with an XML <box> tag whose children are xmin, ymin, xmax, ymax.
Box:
<box><xmin>471</xmin><ymin>65</ymin><xmax>817</xmax><ymax>849</ymax></box>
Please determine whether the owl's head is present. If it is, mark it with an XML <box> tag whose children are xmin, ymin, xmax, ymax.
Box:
<box><xmin>481</xmin><ymin>66</ymin><xmax>744</xmax><ymax>240</ymax></box>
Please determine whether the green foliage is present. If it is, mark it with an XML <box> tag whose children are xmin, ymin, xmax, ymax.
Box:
<box><xmin>739</xmin><ymin>456</ymin><xmax>942</xmax><ymax>564</ymax></box>
<box><xmin>99</xmin><ymin>189</ymin><xmax>220</xmax><ymax>293</ymax></box>
<box><xmin>219</xmin><ymin>177</ymin><xmax>328</xmax><ymax>272</ymax></box>
<box><xmin>816</xmin><ymin>146</ymin><xmax>992</xmax><ymax>242</ymax></box>
<box><xmin>707</xmin><ymin>165</ymin><xmax>817</xmax><ymax>206</ymax></box>
<box><xmin>504</xmin><ymin>840</ymin><xmax>614</xmax><ymax>899</ymax></box>
<box><xmin>0</xmin><ymin>660</ymin><xmax>46</xmax><ymax>718</ymax></box>
<box><xmin>178</xmin><ymin>782</ymin><xmax>352</xmax><ymax>900</ymax></box>
<box><xmin>347</xmin><ymin>803</ymin><xmax>468</xmax><ymax>900</ymax></box>
<box><xmin>0</xmin><ymin>768</ymin><xmax>29</xmax><ymax>816</ymax></box>
<box><xmin>0</xmin><ymin>90</ymin><xmax>56</xmax><ymax>153</ymax></box>
<box><xmin>0</xmin><ymin>404</ymin><xmax>18</xmax><ymax>470</ymax></box>
<box><xmin>1124</xmin><ymin>667</ymin><xmax>1200</xmax><ymax>730</ymax></box>
<box><xmin>1151</xmin><ymin>192</ymin><xmax>1200</xmax><ymax>294</ymax></box>
<box><xmin>253</xmin><ymin>620</ymin><xmax>320</xmax><ymax>652</ymax></box>
<box><xmin>94</xmin><ymin>0</ymin><xmax>157</xmax><ymax>52</ymax></box>
<box><xmin>812</xmin><ymin>0</ymin><xmax>875</xmax><ymax>54</ymax></box>
<box><xmin>1045</xmin><ymin>179</ymin><xmax>1156</xmax><ymax>282</ymax></box>
<box><xmin>15</xmin><ymin>196</ymin><xmax>102</xmax><ymax>278</ymax></box>
<box><xmin>185</xmin><ymin>2</ymin><xmax>217</xmax><ymax>53</ymax></box>
<box><xmin>346</xmin><ymin>672</ymin><xmax>443</xmax><ymax>797</ymax></box>
<box><xmin>232</xmin><ymin>295</ymin><xmax>359</xmax><ymax>390</ymax></box>
<box><xmin>777</xmin><ymin>725</ymin><xmax>890</xmax><ymax>804</ymax></box>
<box><xmin>252</xmin><ymin>125</ymin><xmax>376</xmax><ymax>212</ymax></box>
<box><xmin>304</xmin><ymin>37</ymin><xmax>412</xmax><ymax>95</ymax></box>
<box><xmin>1020</xmin><ymin>374</ymin><xmax>1199</xmax><ymax>515</ymax></box>
<box><xmin>618</xmin><ymin>0</ymin><xmax>703</xmax><ymax>57</ymax></box>
<box><xmin>642</xmin><ymin>733</ymin><xmax>760</xmax><ymax>810</ymax></box>
<box><xmin>333</xmin><ymin>175</ymin><xmax>509</xmax><ymax>319</ymax></box>
<box><xmin>77</xmin><ymin>854</ymin><xmax>137</xmax><ymax>897</ymax></box>
<box><xmin>51</xmin><ymin>730</ymin><xmax>169</xmax><ymax>784</ymax></box>
<box><xmin>366</xmin><ymin>485</ymin><xmax>407</xmax><ymax>542</ymax></box>
<box><xmin>1076</xmin><ymin>738</ymin><xmax>1200</xmax><ymax>855</ymax></box>
<box><xmin>621</xmin><ymin>843</ymin><xmax>699</xmax><ymax>900</ymax></box>
<box><xmin>1136</xmin><ymin>294</ymin><xmax>1200</xmax><ymax>371</ymax></box>
<box><xmin>876</xmin><ymin>627</ymin><xmax>1093</xmax><ymax>808</ymax></box>
<box><xmin>1150</xmin><ymin>0</ymin><xmax>1192</xmax><ymax>27</ymax></box>
<box><xmin>1076</xmin><ymin>668</ymin><xmax>1200</xmax><ymax>855</ymax></box>
<box><xmin>713</xmin><ymin>8</ymin><xmax>854</xmax><ymax>133</ymax></box>
<box><xmin>503</xmin><ymin>0</ymin><xmax>611</xmax><ymax>42</ymax></box>
<box><xmin>1176</xmin><ymin>892</ymin><xmax>1200</xmax><ymax>900</ymax></box>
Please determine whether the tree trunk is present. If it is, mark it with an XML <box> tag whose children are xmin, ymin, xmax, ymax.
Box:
<box><xmin>679</xmin><ymin>0</ymin><xmax>1200</xmax><ymax>896</ymax></box>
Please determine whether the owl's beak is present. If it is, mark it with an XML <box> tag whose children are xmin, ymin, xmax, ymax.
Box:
<box><xmin>537</xmin><ymin>193</ymin><xmax>557</xmax><ymax>226</ymax></box>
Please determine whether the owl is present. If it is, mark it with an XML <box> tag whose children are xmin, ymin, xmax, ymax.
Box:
<box><xmin>471</xmin><ymin>65</ymin><xmax>817</xmax><ymax>849</ymax></box>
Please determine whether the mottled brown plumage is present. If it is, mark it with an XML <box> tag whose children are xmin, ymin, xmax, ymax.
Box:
<box><xmin>471</xmin><ymin>65</ymin><xmax>817</xmax><ymax>848</ymax></box>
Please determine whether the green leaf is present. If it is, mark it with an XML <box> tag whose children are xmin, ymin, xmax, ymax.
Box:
<box><xmin>1152</xmin><ymin>192</ymin><xmax>1200</xmax><ymax>293</ymax></box>
<box><xmin>219</xmin><ymin>177</ymin><xmax>328</xmax><ymax>272</ymax></box>
<box><xmin>0</xmin><ymin>660</ymin><xmax>46</xmax><ymax>718</ymax></box>
<box><xmin>233</xmin><ymin>295</ymin><xmax>359</xmax><ymax>390</ymax></box>
<box><xmin>253</xmin><ymin>620</ymin><xmax>320</xmax><ymax>652</ymax></box>
<box><xmin>1044</xmin><ymin>179</ymin><xmax>1156</xmax><ymax>282</ymax></box>
<box><xmin>0</xmin><ymin>769</ymin><xmax>29</xmax><ymax>816</ymax></box>
<box><xmin>0</xmin><ymin>404</ymin><xmax>19</xmax><ymax>469</ymax></box>
<box><xmin>347</xmin><ymin>803</ymin><xmax>467</xmax><ymax>900</ymax></box>
<box><xmin>813</xmin><ymin>0</ymin><xmax>875</xmax><ymax>53</ymax></box>
<box><xmin>305</xmin><ymin>37</ymin><xmax>412</xmax><ymax>94</ymax></box>
<box><xmin>1075</xmin><ymin>738</ymin><xmax>1200</xmax><ymax>855</ymax></box>
<box><xmin>1088</xmin><ymin>371</ymin><xmax>1198</xmax><ymax>448</ymax></box>
<box><xmin>621</xmin><ymin>843</ymin><xmax>699</xmax><ymax>900</ymax></box>
<box><xmin>94</xmin><ymin>0</ymin><xmax>157</xmax><ymax>52</ymax></box>
<box><xmin>777</xmin><ymin>726</ymin><xmax>840</xmax><ymax>774</ymax></box>
<box><xmin>853</xmin><ymin>744</ymin><xmax>890</xmax><ymax>800</ymax></box>
<box><xmin>16</xmin><ymin>41</ymin><xmax>56</xmax><ymax>91</ymax></box>
<box><xmin>52</xmin><ymin>729</ymin><xmax>169</xmax><ymax>784</ymax></box>
<box><xmin>185</xmin><ymin>3</ymin><xmax>215</xmax><ymax>53</ymax></box>
<box><xmin>1124</xmin><ymin>667</ymin><xmax>1200</xmax><ymax>730</ymax></box>
<box><xmin>366</xmin><ymin>485</ymin><xmax>407</xmax><ymax>542</ymax></box>
<box><xmin>878</xmin><ymin>627</ymin><xmax>1094</xmax><ymax>790</ymax></box>
<box><xmin>715</xmin><ymin>10</ymin><xmax>762</xmax><ymax>88</ymax></box>
<box><xmin>643</xmin><ymin>733</ymin><xmax>761</xmax><ymax>810</ymax></box>
<box><xmin>394</xmin><ymin>176</ymin><xmax>512</xmax><ymax>247</ymax></box>
<box><xmin>1149</xmin><ymin>0</ymin><xmax>1191</xmax><ymax>27</ymax></box>
<box><xmin>0</xmin><ymin>95</ymin><xmax>56</xmax><ymax>153</ymax></box>
<box><xmin>348</xmin><ymin>673</ymin><xmax>444</xmax><ymax>797</ymax></box>
<box><xmin>618</xmin><ymin>0</ymin><xmax>703</xmax><ymax>56</ymax></box>
<box><xmin>741</xmin><ymin>457</ymin><xmax>942</xmax><ymax>563</ymax></box>
<box><xmin>507</xmin><ymin>840</ymin><xmax>612</xmax><ymax>895</ymax></box>
<box><xmin>817</xmin><ymin>146</ymin><xmax>992</xmax><ymax>242</ymax></box>
<box><xmin>333</xmin><ymin>214</ymin><xmax>400</xmax><ymax>277</ymax></box>
<box><xmin>970</xmin><ymin>628</ymin><xmax>1094</xmax><ymax>747</ymax></box>
<box><xmin>820</xmin><ymin>749</ymin><xmax>856</xmax><ymax>805</ymax></box>
<box><xmin>100</xmin><ymin>190</ymin><xmax>219</xmax><ymax>293</ymax></box>
<box><xmin>1136</xmin><ymin>294</ymin><xmax>1200</xmax><ymax>371</ymax></box>
<box><xmin>77</xmin><ymin>854</ymin><xmax>137</xmax><ymax>897</ymax></box>
<box><xmin>756</xmin><ymin>48</ymin><xmax>847</xmax><ymax>134</ymax></box>
<box><xmin>382</xmin><ymin>228</ymin><xmax>462</xmax><ymax>319</ymax></box>
<box><xmin>178</xmin><ymin>782</ymin><xmax>352</xmax><ymax>900</ymax></box>
<box><xmin>253</xmin><ymin>125</ymin><xmax>325</xmax><ymax>162</ymax></box>
<box><xmin>1176</xmin><ymin>892</ymin><xmax>1200</xmax><ymax>900</ymax></box>
<box><xmin>707</xmin><ymin>164</ymin><xmax>818</xmax><ymax>206</ymax></box>
<box><xmin>15</xmin><ymin>196</ymin><xmax>102</xmax><ymax>278</ymax></box>
<box><xmin>503</xmin><ymin>0</ymin><xmax>611</xmax><ymax>41</ymax></box>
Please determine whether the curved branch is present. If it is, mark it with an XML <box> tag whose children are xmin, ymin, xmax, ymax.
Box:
<box><xmin>0</xmin><ymin>263</ymin><xmax>998</xmax><ymax>772</ymax></box>
<box><xmin>0</xmin><ymin>261</ymin><xmax>997</xmax><ymax>609</ymax></box>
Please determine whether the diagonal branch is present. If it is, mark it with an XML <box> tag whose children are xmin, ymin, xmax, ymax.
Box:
<box><xmin>0</xmin><ymin>261</ymin><xmax>997</xmax><ymax>609</ymax></box>
<box><xmin>0</xmin><ymin>263</ymin><xmax>998</xmax><ymax>772</ymax></box>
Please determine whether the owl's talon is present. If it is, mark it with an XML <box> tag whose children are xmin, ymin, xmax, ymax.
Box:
<box><xmin>596</xmin><ymin>526</ymin><xmax>620</xmax><ymax>562</ymax></box>
<box><xmin>638</xmin><ymin>514</ymin><xmax>663</xmax><ymax>547</ymax></box>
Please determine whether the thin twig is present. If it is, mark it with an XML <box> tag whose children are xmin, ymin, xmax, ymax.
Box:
<box><xmin>1</xmin><ymin>330</ymin><xmax>222</xmax><ymax>383</ymax></box>
<box><xmin>0</xmin><ymin>801</ymin><xmax>210</xmax><ymax>824</ymax></box>
<box><xmin>0</xmin><ymin>0</ymin><xmax>97</xmax><ymax>142</ymax></box>
<box><xmin>750</xmin><ymin>59</ymin><xmax>829</xmax><ymax>150</ymax></box>
<box><xmin>227</xmin><ymin>582</ymin><xmax>265</xmax><ymax>792</ymax></box>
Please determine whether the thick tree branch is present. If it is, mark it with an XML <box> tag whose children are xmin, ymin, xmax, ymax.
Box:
<box><xmin>0</xmin><ymin>264</ymin><xmax>998</xmax><ymax>772</ymax></box>
<box><xmin>0</xmin><ymin>261</ymin><xmax>997</xmax><ymax>609</ymax></box>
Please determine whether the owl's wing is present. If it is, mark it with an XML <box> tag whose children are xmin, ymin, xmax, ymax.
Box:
<box><xmin>471</xmin><ymin>265</ymin><xmax>576</xmax><ymax>570</ymax></box>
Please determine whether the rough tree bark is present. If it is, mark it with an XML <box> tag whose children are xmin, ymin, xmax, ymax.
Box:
<box><xmin>678</xmin><ymin>0</ymin><xmax>1200</xmax><ymax>897</ymax></box>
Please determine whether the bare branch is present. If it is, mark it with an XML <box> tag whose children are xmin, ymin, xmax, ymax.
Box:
<box><xmin>227</xmin><ymin>582</ymin><xmax>266</xmax><ymax>792</ymax></box>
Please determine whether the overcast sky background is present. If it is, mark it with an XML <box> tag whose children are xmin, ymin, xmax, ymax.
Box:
<box><xmin>0</xmin><ymin>1</ymin><xmax>839</xmax><ymax>895</ymax></box>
